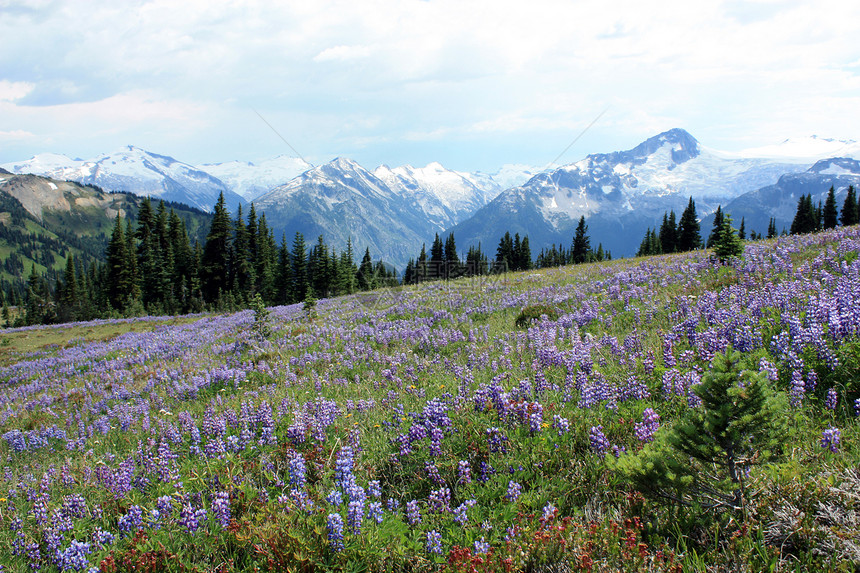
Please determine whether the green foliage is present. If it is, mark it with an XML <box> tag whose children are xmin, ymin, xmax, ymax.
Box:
<box><xmin>711</xmin><ymin>215</ymin><xmax>744</xmax><ymax>263</ymax></box>
<box><xmin>515</xmin><ymin>304</ymin><xmax>560</xmax><ymax>328</ymax></box>
<box><xmin>616</xmin><ymin>349</ymin><xmax>787</xmax><ymax>512</ymax></box>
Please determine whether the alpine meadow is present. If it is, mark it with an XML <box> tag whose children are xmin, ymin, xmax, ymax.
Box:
<box><xmin>0</xmin><ymin>223</ymin><xmax>858</xmax><ymax>571</ymax></box>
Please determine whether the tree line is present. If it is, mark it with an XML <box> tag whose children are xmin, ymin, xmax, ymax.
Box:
<box><xmin>6</xmin><ymin>194</ymin><xmax>396</xmax><ymax>327</ymax></box>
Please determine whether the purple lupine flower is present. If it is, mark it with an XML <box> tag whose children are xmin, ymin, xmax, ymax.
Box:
<box><xmin>347</xmin><ymin>499</ymin><xmax>364</xmax><ymax>534</ymax></box>
<box><xmin>57</xmin><ymin>539</ymin><xmax>91</xmax><ymax>571</ymax></box>
<box><xmin>855</xmin><ymin>398</ymin><xmax>860</xmax><ymax>417</ymax></box>
<box><xmin>428</xmin><ymin>487</ymin><xmax>451</xmax><ymax>513</ymax></box>
<box><xmin>327</xmin><ymin>513</ymin><xmax>344</xmax><ymax>551</ymax></box>
<box><xmin>178</xmin><ymin>504</ymin><xmax>207</xmax><ymax>534</ymax></box>
<box><xmin>634</xmin><ymin>408</ymin><xmax>660</xmax><ymax>443</ymax></box>
<box><xmin>212</xmin><ymin>491</ymin><xmax>231</xmax><ymax>528</ymax></box>
<box><xmin>367</xmin><ymin>480</ymin><xmax>382</xmax><ymax>499</ymax></box>
<box><xmin>406</xmin><ymin>499</ymin><xmax>421</xmax><ymax>525</ymax></box>
<box><xmin>825</xmin><ymin>388</ymin><xmax>838</xmax><ymax>411</ymax></box>
<box><xmin>505</xmin><ymin>480</ymin><xmax>522</xmax><ymax>502</ymax></box>
<box><xmin>474</xmin><ymin>537</ymin><xmax>490</xmax><ymax>554</ymax></box>
<box><xmin>429</xmin><ymin>427</ymin><xmax>443</xmax><ymax>456</ymax></box>
<box><xmin>758</xmin><ymin>358</ymin><xmax>778</xmax><ymax>382</ymax></box>
<box><xmin>821</xmin><ymin>427</ymin><xmax>841</xmax><ymax>453</ymax></box>
<box><xmin>541</xmin><ymin>503</ymin><xmax>557</xmax><ymax>521</ymax></box>
<box><xmin>326</xmin><ymin>489</ymin><xmax>343</xmax><ymax>507</ymax></box>
<box><xmin>92</xmin><ymin>527</ymin><xmax>116</xmax><ymax>547</ymax></box>
<box><xmin>425</xmin><ymin>529</ymin><xmax>443</xmax><ymax>554</ymax></box>
<box><xmin>589</xmin><ymin>425</ymin><xmax>610</xmax><ymax>457</ymax></box>
<box><xmin>457</xmin><ymin>460</ymin><xmax>472</xmax><ymax>485</ymax></box>
<box><xmin>805</xmin><ymin>370</ymin><xmax>818</xmax><ymax>394</ymax></box>
<box><xmin>117</xmin><ymin>505</ymin><xmax>144</xmax><ymax>536</ymax></box>
<box><xmin>551</xmin><ymin>415</ymin><xmax>570</xmax><ymax>436</ymax></box>
<box><xmin>386</xmin><ymin>498</ymin><xmax>400</xmax><ymax>513</ymax></box>
<box><xmin>288</xmin><ymin>454</ymin><xmax>306</xmax><ymax>489</ymax></box>
<box><xmin>486</xmin><ymin>427</ymin><xmax>508</xmax><ymax>453</ymax></box>
<box><xmin>367</xmin><ymin>501</ymin><xmax>384</xmax><ymax>524</ymax></box>
<box><xmin>452</xmin><ymin>499</ymin><xmax>476</xmax><ymax>525</ymax></box>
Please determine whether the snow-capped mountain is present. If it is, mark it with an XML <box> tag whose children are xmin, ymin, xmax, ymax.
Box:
<box><xmin>710</xmin><ymin>157</ymin><xmax>860</xmax><ymax>235</ymax></box>
<box><xmin>255</xmin><ymin>158</ymin><xmax>438</xmax><ymax>267</ymax></box>
<box><xmin>373</xmin><ymin>162</ymin><xmax>502</xmax><ymax>231</ymax></box>
<box><xmin>448</xmin><ymin>128</ymin><xmax>856</xmax><ymax>258</ymax></box>
<box><xmin>3</xmin><ymin>147</ymin><xmax>244</xmax><ymax>213</ymax></box>
<box><xmin>199</xmin><ymin>156</ymin><xmax>311</xmax><ymax>201</ymax></box>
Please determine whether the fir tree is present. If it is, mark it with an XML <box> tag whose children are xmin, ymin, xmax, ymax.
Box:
<box><xmin>707</xmin><ymin>205</ymin><xmax>724</xmax><ymax>248</ymax></box>
<box><xmin>712</xmin><ymin>215</ymin><xmax>744</xmax><ymax>263</ymax></box>
<box><xmin>615</xmin><ymin>349</ymin><xmax>787</xmax><ymax>511</ymax></box>
<box><xmin>823</xmin><ymin>186</ymin><xmax>838</xmax><ymax>229</ymax></box>
<box><xmin>429</xmin><ymin>233</ymin><xmax>445</xmax><ymax>280</ymax></box>
<box><xmin>659</xmin><ymin>210</ymin><xmax>678</xmax><ymax>254</ymax></box>
<box><xmin>790</xmin><ymin>194</ymin><xmax>817</xmax><ymax>235</ymax></box>
<box><xmin>841</xmin><ymin>185</ymin><xmax>859</xmax><ymax>226</ymax></box>
<box><xmin>291</xmin><ymin>232</ymin><xmax>308</xmax><ymax>301</ymax></box>
<box><xmin>357</xmin><ymin>247</ymin><xmax>374</xmax><ymax>291</ymax></box>
<box><xmin>496</xmin><ymin>232</ymin><xmax>514</xmax><ymax>271</ymax></box>
<box><xmin>444</xmin><ymin>233</ymin><xmax>460</xmax><ymax>278</ymax></box>
<box><xmin>737</xmin><ymin>217</ymin><xmax>745</xmax><ymax>240</ymax></box>
<box><xmin>677</xmin><ymin>197</ymin><xmax>702</xmax><ymax>252</ymax></box>
<box><xmin>201</xmin><ymin>193</ymin><xmax>233</xmax><ymax>303</ymax></box>
<box><xmin>571</xmin><ymin>216</ymin><xmax>590</xmax><ymax>264</ymax></box>
<box><xmin>767</xmin><ymin>218</ymin><xmax>777</xmax><ymax>239</ymax></box>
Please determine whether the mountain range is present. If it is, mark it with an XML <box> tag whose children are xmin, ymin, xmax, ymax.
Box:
<box><xmin>4</xmin><ymin>129</ymin><xmax>860</xmax><ymax>267</ymax></box>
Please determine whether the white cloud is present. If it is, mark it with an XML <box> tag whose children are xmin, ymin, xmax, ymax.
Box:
<box><xmin>2</xmin><ymin>0</ymin><xmax>860</xmax><ymax>167</ymax></box>
<box><xmin>0</xmin><ymin>80</ymin><xmax>34</xmax><ymax>101</ymax></box>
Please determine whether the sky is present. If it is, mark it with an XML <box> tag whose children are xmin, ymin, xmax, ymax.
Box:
<box><xmin>2</xmin><ymin>0</ymin><xmax>860</xmax><ymax>173</ymax></box>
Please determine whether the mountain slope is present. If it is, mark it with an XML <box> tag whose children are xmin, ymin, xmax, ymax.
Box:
<box><xmin>255</xmin><ymin>158</ymin><xmax>439</xmax><ymax>267</ymax></box>
<box><xmin>3</xmin><ymin>148</ymin><xmax>244</xmax><ymax>213</ymax></box>
<box><xmin>710</xmin><ymin>157</ymin><xmax>860</xmax><ymax>235</ymax></box>
<box><xmin>200</xmin><ymin>156</ymin><xmax>311</xmax><ymax>201</ymax></box>
<box><xmin>0</xmin><ymin>172</ymin><xmax>212</xmax><ymax>288</ymax></box>
<box><xmin>447</xmin><ymin>128</ymin><xmax>849</xmax><ymax>258</ymax></box>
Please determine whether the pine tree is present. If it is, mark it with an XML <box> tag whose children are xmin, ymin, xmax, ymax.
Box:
<box><xmin>275</xmin><ymin>235</ymin><xmax>293</xmax><ymax>304</ymax></box>
<box><xmin>823</xmin><ymin>186</ymin><xmax>839</xmax><ymax>229</ymax></box>
<box><xmin>712</xmin><ymin>215</ymin><xmax>744</xmax><ymax>263</ymax></box>
<box><xmin>496</xmin><ymin>232</ymin><xmax>514</xmax><ymax>271</ymax></box>
<box><xmin>231</xmin><ymin>204</ymin><xmax>253</xmax><ymax>300</ymax></box>
<box><xmin>518</xmin><ymin>236</ymin><xmax>531</xmax><ymax>270</ymax></box>
<box><xmin>338</xmin><ymin>237</ymin><xmax>358</xmax><ymax>294</ymax></box>
<box><xmin>416</xmin><ymin>244</ymin><xmax>428</xmax><ymax>283</ymax></box>
<box><xmin>571</xmin><ymin>216</ymin><xmax>590</xmax><ymax>264</ymax></box>
<box><xmin>444</xmin><ymin>233</ymin><xmax>460</xmax><ymax>278</ymax></box>
<box><xmin>615</xmin><ymin>349</ymin><xmax>787</xmax><ymax>511</ymax></box>
<box><xmin>659</xmin><ymin>210</ymin><xmax>678</xmax><ymax>254</ymax></box>
<box><xmin>677</xmin><ymin>197</ymin><xmax>702</xmax><ymax>252</ymax></box>
<box><xmin>738</xmin><ymin>217</ymin><xmax>745</xmax><ymax>240</ymax></box>
<box><xmin>58</xmin><ymin>254</ymin><xmax>78</xmax><ymax>322</ymax></box>
<box><xmin>429</xmin><ymin>233</ymin><xmax>445</xmax><ymax>280</ymax></box>
<box><xmin>201</xmin><ymin>193</ymin><xmax>233</xmax><ymax>303</ymax></box>
<box><xmin>357</xmin><ymin>247</ymin><xmax>374</xmax><ymax>291</ymax></box>
<box><xmin>790</xmin><ymin>194</ymin><xmax>818</xmax><ymax>235</ymax></box>
<box><xmin>767</xmin><ymin>218</ymin><xmax>777</xmax><ymax>239</ymax></box>
<box><xmin>291</xmin><ymin>232</ymin><xmax>308</xmax><ymax>301</ymax></box>
<box><xmin>707</xmin><ymin>206</ymin><xmax>724</xmax><ymax>248</ymax></box>
<box><xmin>841</xmin><ymin>185</ymin><xmax>859</xmax><ymax>226</ymax></box>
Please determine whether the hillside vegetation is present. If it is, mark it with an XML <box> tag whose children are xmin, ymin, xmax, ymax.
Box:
<box><xmin>0</xmin><ymin>172</ymin><xmax>211</xmax><ymax>303</ymax></box>
<box><xmin>0</xmin><ymin>228</ymin><xmax>858</xmax><ymax>571</ymax></box>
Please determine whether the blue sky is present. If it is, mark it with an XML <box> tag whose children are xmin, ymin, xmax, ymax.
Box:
<box><xmin>2</xmin><ymin>0</ymin><xmax>860</xmax><ymax>173</ymax></box>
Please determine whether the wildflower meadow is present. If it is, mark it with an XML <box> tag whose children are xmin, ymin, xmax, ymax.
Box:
<box><xmin>0</xmin><ymin>227</ymin><xmax>859</xmax><ymax>571</ymax></box>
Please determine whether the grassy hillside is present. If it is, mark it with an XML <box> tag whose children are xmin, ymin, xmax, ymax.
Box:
<box><xmin>0</xmin><ymin>228</ymin><xmax>858</xmax><ymax>571</ymax></box>
<box><xmin>0</xmin><ymin>173</ymin><xmax>212</xmax><ymax>294</ymax></box>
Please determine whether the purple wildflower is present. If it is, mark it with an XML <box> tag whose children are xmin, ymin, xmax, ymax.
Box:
<box><xmin>821</xmin><ymin>427</ymin><xmax>841</xmax><ymax>453</ymax></box>
<box><xmin>589</xmin><ymin>425</ymin><xmax>610</xmax><ymax>457</ymax></box>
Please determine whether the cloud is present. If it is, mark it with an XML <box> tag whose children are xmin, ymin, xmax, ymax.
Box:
<box><xmin>2</xmin><ymin>0</ymin><xmax>860</xmax><ymax>168</ymax></box>
<box><xmin>314</xmin><ymin>45</ymin><xmax>374</xmax><ymax>63</ymax></box>
<box><xmin>0</xmin><ymin>80</ymin><xmax>35</xmax><ymax>102</ymax></box>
